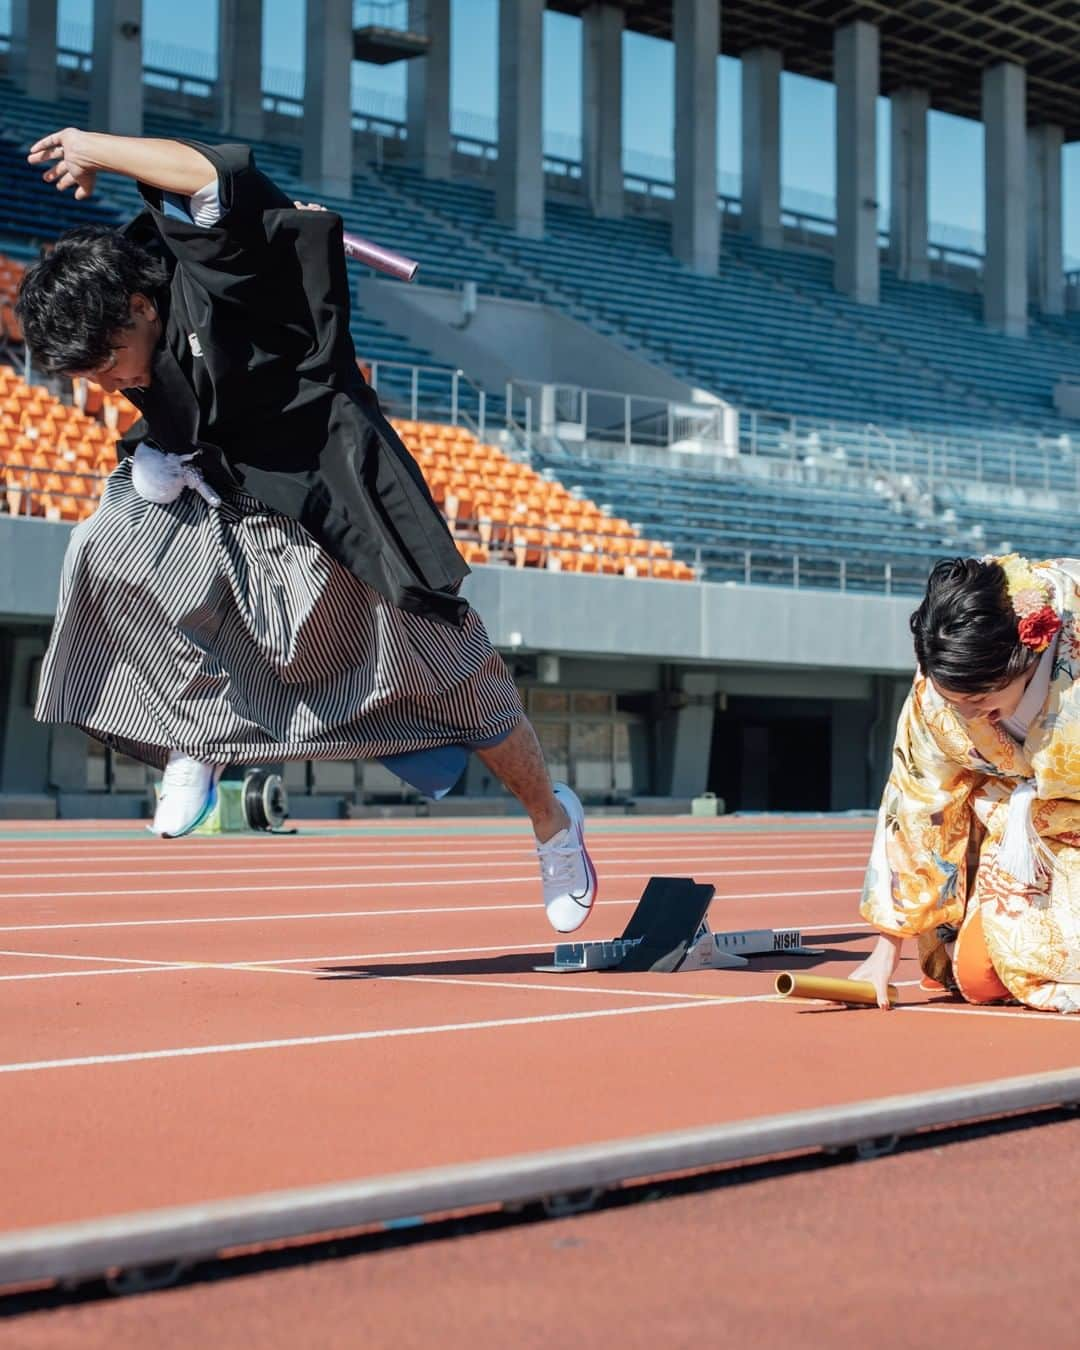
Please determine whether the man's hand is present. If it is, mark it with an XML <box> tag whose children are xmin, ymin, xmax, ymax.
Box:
<box><xmin>28</xmin><ymin>128</ymin><xmax>98</xmax><ymax>200</ymax></box>
<box><xmin>848</xmin><ymin>932</ymin><xmax>905</xmax><ymax>1009</ymax></box>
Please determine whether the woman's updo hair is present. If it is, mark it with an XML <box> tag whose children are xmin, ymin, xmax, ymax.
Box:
<box><xmin>910</xmin><ymin>557</ymin><xmax>1037</xmax><ymax>694</ymax></box>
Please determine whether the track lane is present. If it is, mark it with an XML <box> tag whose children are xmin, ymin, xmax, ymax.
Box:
<box><xmin>0</xmin><ymin>818</ymin><xmax>1073</xmax><ymax>1246</ymax></box>
<box><xmin>2</xmin><ymin>985</ymin><xmax>1076</xmax><ymax>1234</ymax></box>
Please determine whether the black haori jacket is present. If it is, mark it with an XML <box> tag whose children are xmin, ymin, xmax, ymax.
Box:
<box><xmin>119</xmin><ymin>139</ymin><xmax>469</xmax><ymax>627</ymax></box>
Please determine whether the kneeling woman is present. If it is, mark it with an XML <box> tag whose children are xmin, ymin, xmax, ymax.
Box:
<box><xmin>854</xmin><ymin>554</ymin><xmax>1080</xmax><ymax>1013</ymax></box>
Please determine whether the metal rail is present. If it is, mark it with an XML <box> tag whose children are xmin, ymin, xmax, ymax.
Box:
<box><xmin>1</xmin><ymin>1066</ymin><xmax>1076</xmax><ymax>1290</ymax></box>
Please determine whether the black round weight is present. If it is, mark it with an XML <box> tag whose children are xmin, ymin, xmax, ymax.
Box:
<box><xmin>242</xmin><ymin>769</ymin><xmax>289</xmax><ymax>832</ymax></box>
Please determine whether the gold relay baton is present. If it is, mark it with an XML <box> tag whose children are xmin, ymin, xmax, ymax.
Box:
<box><xmin>774</xmin><ymin>972</ymin><xmax>898</xmax><ymax>1007</ymax></box>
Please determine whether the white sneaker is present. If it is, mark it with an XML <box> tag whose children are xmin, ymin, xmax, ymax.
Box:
<box><xmin>536</xmin><ymin>783</ymin><xmax>597</xmax><ymax>933</ymax></box>
<box><xmin>152</xmin><ymin>753</ymin><xmax>224</xmax><ymax>838</ymax></box>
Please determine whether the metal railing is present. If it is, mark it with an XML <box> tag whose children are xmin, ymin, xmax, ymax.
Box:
<box><xmin>444</xmin><ymin>510</ymin><xmax>927</xmax><ymax>596</ymax></box>
<box><xmin>444</xmin><ymin>514</ymin><xmax>683</xmax><ymax>576</ymax></box>
<box><xmin>353</xmin><ymin>0</ymin><xmax>418</xmax><ymax>29</ymax></box>
<box><xmin>496</xmin><ymin>374</ymin><xmax>1080</xmax><ymax>502</ymax></box>
<box><xmin>505</xmin><ymin>379</ymin><xmax>734</xmax><ymax>455</ymax></box>
<box><xmin>362</xmin><ymin>359</ymin><xmax>489</xmax><ymax>440</ymax></box>
<box><xmin>691</xmin><ymin>548</ymin><xmax>921</xmax><ymax>595</ymax></box>
<box><xmin>736</xmin><ymin>408</ymin><xmax>1080</xmax><ymax>498</ymax></box>
<box><xmin>1</xmin><ymin>459</ymin><xmax>105</xmax><ymax>520</ymax></box>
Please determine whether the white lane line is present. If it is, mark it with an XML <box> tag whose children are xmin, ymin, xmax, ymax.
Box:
<box><xmin>369</xmin><ymin>972</ymin><xmax>782</xmax><ymax>1003</ymax></box>
<box><xmin>899</xmin><ymin>1003</ymin><xmax>1080</xmax><ymax>1024</ymax></box>
<box><xmin>277</xmin><ymin>926</ymin><xmax>870</xmax><ymax>967</ymax></box>
<box><xmin>0</xmin><ymin>920</ymin><xmax>872</xmax><ymax>984</ymax></box>
<box><xmin>0</xmin><ymin>842</ymin><xmax>874</xmax><ymax>864</ymax></box>
<box><xmin>0</xmin><ymin>827</ymin><xmax>873</xmax><ymax>851</ymax></box>
<box><xmin>0</xmin><ymin>949</ymin><xmax>724</xmax><ymax>1000</ymax></box>
<box><xmin>0</xmin><ymin>999</ymin><xmax>742</xmax><ymax>1075</ymax></box>
<box><xmin>0</xmin><ymin>949</ymin><xmax>168</xmax><ymax>964</ymax></box>
<box><xmin>2</xmin><ymin>959</ymin><xmax>1070</xmax><ymax>1026</ymax></box>
<box><xmin>0</xmin><ymin>858</ymin><xmax>869</xmax><ymax>891</ymax></box>
<box><xmin>0</xmin><ymin>867</ymin><xmax>866</xmax><ymax>903</ymax></box>
<box><xmin>0</xmin><ymin>861</ymin><xmax>866</xmax><ymax>888</ymax></box>
<box><xmin>0</xmin><ymin>966</ymin><xmax>184</xmax><ymax>983</ymax></box>
<box><xmin>0</xmin><ymin>888</ymin><xmax>859</xmax><ymax>933</ymax></box>
<box><xmin>798</xmin><ymin>921</ymin><xmax>871</xmax><ymax>932</ymax></box>
<box><xmin>0</xmin><ymin>944</ymin><xmax>552</xmax><ymax>983</ymax></box>
<box><xmin>0</xmin><ymin>943</ymin><xmax>550</xmax><ymax>978</ymax></box>
<box><xmin>0</xmin><ymin>844</ymin><xmax>872</xmax><ymax>868</ymax></box>
<box><xmin>0</xmin><ymin>926</ymin><xmax>868</xmax><ymax>967</ymax></box>
<box><xmin>0</xmin><ymin>949</ymin><xmax>200</xmax><ymax>973</ymax></box>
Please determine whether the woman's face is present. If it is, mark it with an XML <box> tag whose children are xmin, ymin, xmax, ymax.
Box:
<box><xmin>932</xmin><ymin>667</ymin><xmax>1035</xmax><ymax>725</ymax></box>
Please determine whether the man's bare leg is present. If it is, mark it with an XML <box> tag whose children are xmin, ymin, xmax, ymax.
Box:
<box><xmin>477</xmin><ymin>715</ymin><xmax>596</xmax><ymax>931</ymax></box>
<box><xmin>475</xmin><ymin>717</ymin><xmax>569</xmax><ymax>842</ymax></box>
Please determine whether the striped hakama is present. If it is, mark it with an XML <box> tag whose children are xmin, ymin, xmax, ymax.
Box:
<box><xmin>35</xmin><ymin>462</ymin><xmax>524</xmax><ymax>788</ymax></box>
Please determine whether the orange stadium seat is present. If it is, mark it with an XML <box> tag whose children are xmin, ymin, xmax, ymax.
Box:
<box><xmin>311</xmin><ymin>416</ymin><xmax>689</xmax><ymax>582</ymax></box>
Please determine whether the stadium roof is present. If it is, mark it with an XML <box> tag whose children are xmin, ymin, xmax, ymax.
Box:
<box><xmin>550</xmin><ymin>0</ymin><xmax>1080</xmax><ymax>138</ymax></box>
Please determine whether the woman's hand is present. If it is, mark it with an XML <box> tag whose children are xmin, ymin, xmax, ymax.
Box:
<box><xmin>849</xmin><ymin>932</ymin><xmax>905</xmax><ymax>1009</ymax></box>
<box><xmin>28</xmin><ymin>128</ymin><xmax>98</xmax><ymax>199</ymax></box>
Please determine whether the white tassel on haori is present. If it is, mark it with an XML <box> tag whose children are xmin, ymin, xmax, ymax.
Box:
<box><xmin>131</xmin><ymin>442</ymin><xmax>221</xmax><ymax>508</ymax></box>
<box><xmin>998</xmin><ymin>778</ymin><xmax>1056</xmax><ymax>887</ymax></box>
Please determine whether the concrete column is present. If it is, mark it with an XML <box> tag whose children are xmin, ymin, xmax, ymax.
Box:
<box><xmin>0</xmin><ymin>637</ymin><xmax>50</xmax><ymax>794</ymax></box>
<box><xmin>664</xmin><ymin>672</ymin><xmax>719</xmax><ymax>798</ymax></box>
<box><xmin>673</xmin><ymin>0</ymin><xmax>720</xmax><ymax>274</ymax></box>
<box><xmin>829</xmin><ymin>700</ymin><xmax>871</xmax><ymax>809</ymax></box>
<box><xmin>833</xmin><ymin>20</ymin><xmax>879</xmax><ymax>305</ymax></box>
<box><xmin>91</xmin><ymin>0</ymin><xmax>143</xmax><ymax>136</ymax></box>
<box><xmin>48</xmin><ymin>726</ymin><xmax>90</xmax><ymax>793</ymax></box>
<box><xmin>982</xmin><ymin>61</ymin><xmax>1027</xmax><ymax>336</ymax></box>
<box><xmin>740</xmin><ymin>46</ymin><xmax>781</xmax><ymax>249</ymax></box>
<box><xmin>582</xmin><ymin>3</ymin><xmax>623</xmax><ymax>219</ymax></box>
<box><xmin>10</xmin><ymin>0</ymin><xmax>58</xmax><ymax>103</ymax></box>
<box><xmin>302</xmin><ymin>0</ymin><xmax>353</xmax><ymax>198</ymax></box>
<box><xmin>407</xmin><ymin>0</ymin><xmax>451</xmax><ymax>179</ymax></box>
<box><xmin>1027</xmin><ymin>123</ymin><xmax>1064</xmax><ymax>317</ymax></box>
<box><xmin>867</xmin><ymin>676</ymin><xmax>910</xmax><ymax>801</ymax></box>
<box><xmin>218</xmin><ymin>0</ymin><xmax>264</xmax><ymax>142</ymax></box>
<box><xmin>496</xmin><ymin>0</ymin><xmax>544</xmax><ymax>238</ymax></box>
<box><xmin>888</xmin><ymin>86</ymin><xmax>929</xmax><ymax>281</ymax></box>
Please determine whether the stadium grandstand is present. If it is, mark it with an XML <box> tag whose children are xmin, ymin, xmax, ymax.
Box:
<box><xmin>0</xmin><ymin>0</ymin><xmax>1078</xmax><ymax>819</ymax></box>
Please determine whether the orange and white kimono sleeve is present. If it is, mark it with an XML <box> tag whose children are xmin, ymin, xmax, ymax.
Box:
<box><xmin>860</xmin><ymin>675</ymin><xmax>982</xmax><ymax>938</ymax></box>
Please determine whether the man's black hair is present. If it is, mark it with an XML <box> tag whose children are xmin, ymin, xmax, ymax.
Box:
<box><xmin>15</xmin><ymin>225</ymin><xmax>167</xmax><ymax>375</ymax></box>
<box><xmin>910</xmin><ymin>556</ymin><xmax>1036</xmax><ymax>694</ymax></box>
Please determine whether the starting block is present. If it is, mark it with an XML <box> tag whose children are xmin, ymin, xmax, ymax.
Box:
<box><xmin>537</xmin><ymin>876</ymin><xmax>822</xmax><ymax>974</ymax></box>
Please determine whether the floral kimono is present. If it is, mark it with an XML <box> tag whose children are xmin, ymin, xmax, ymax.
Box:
<box><xmin>861</xmin><ymin>557</ymin><xmax>1080</xmax><ymax>1014</ymax></box>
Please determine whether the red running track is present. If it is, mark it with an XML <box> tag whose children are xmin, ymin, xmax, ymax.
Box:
<box><xmin>0</xmin><ymin>817</ymin><xmax>1077</xmax><ymax>1237</ymax></box>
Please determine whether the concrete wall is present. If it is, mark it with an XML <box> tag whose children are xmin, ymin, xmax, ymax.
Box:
<box><xmin>356</xmin><ymin>281</ymin><xmax>698</xmax><ymax>401</ymax></box>
<box><xmin>0</xmin><ymin>518</ymin><xmax>73</xmax><ymax>621</ymax></box>
<box><xmin>462</xmin><ymin>565</ymin><xmax>916</xmax><ymax>674</ymax></box>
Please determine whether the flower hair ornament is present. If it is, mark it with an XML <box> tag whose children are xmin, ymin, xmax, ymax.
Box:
<box><xmin>997</xmin><ymin>554</ymin><xmax>1062</xmax><ymax>653</ymax></box>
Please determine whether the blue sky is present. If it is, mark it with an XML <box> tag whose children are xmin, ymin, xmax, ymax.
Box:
<box><xmin>36</xmin><ymin>0</ymin><xmax>1080</xmax><ymax>261</ymax></box>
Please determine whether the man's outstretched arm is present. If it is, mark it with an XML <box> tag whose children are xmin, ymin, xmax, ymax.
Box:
<box><xmin>27</xmin><ymin>129</ymin><xmax>215</xmax><ymax>201</ymax></box>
